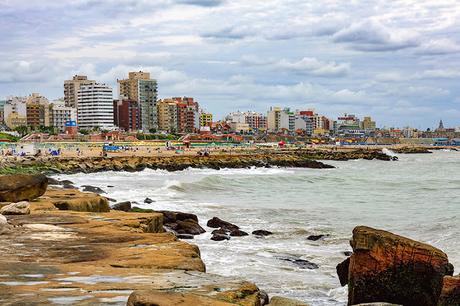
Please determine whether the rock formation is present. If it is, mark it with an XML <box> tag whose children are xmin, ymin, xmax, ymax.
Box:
<box><xmin>338</xmin><ymin>226</ymin><xmax>453</xmax><ymax>306</ymax></box>
<box><xmin>0</xmin><ymin>174</ymin><xmax>48</xmax><ymax>202</ymax></box>
<box><xmin>0</xmin><ymin>201</ymin><xmax>30</xmax><ymax>215</ymax></box>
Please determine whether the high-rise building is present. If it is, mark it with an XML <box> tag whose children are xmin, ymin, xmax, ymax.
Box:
<box><xmin>200</xmin><ymin>112</ymin><xmax>213</xmax><ymax>127</ymax></box>
<box><xmin>361</xmin><ymin>116</ymin><xmax>376</xmax><ymax>131</ymax></box>
<box><xmin>64</xmin><ymin>75</ymin><xmax>96</xmax><ymax>109</ymax></box>
<box><xmin>50</xmin><ymin>100</ymin><xmax>77</xmax><ymax>132</ymax></box>
<box><xmin>118</xmin><ymin>71</ymin><xmax>158</xmax><ymax>131</ymax></box>
<box><xmin>174</xmin><ymin>97</ymin><xmax>199</xmax><ymax>133</ymax></box>
<box><xmin>157</xmin><ymin>99</ymin><xmax>178</xmax><ymax>133</ymax></box>
<box><xmin>113</xmin><ymin>99</ymin><xmax>140</xmax><ymax>132</ymax></box>
<box><xmin>77</xmin><ymin>83</ymin><xmax>114</xmax><ymax>130</ymax></box>
<box><xmin>26</xmin><ymin>93</ymin><xmax>50</xmax><ymax>128</ymax></box>
<box><xmin>267</xmin><ymin>107</ymin><xmax>294</xmax><ymax>132</ymax></box>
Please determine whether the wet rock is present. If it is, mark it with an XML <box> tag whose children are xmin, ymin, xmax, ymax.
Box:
<box><xmin>144</xmin><ymin>197</ymin><xmax>154</xmax><ymax>204</ymax></box>
<box><xmin>159</xmin><ymin>211</ymin><xmax>199</xmax><ymax>223</ymax></box>
<box><xmin>438</xmin><ymin>275</ymin><xmax>460</xmax><ymax>306</ymax></box>
<box><xmin>447</xmin><ymin>263</ymin><xmax>455</xmax><ymax>276</ymax></box>
<box><xmin>211</xmin><ymin>233</ymin><xmax>230</xmax><ymax>241</ymax></box>
<box><xmin>277</xmin><ymin>256</ymin><xmax>319</xmax><ymax>270</ymax></box>
<box><xmin>260</xmin><ymin>290</ymin><xmax>270</xmax><ymax>305</ymax></box>
<box><xmin>252</xmin><ymin>230</ymin><xmax>273</xmax><ymax>236</ymax></box>
<box><xmin>177</xmin><ymin>234</ymin><xmax>194</xmax><ymax>239</ymax></box>
<box><xmin>173</xmin><ymin>219</ymin><xmax>206</xmax><ymax>236</ymax></box>
<box><xmin>343</xmin><ymin>251</ymin><xmax>353</xmax><ymax>256</ymax></box>
<box><xmin>336</xmin><ymin>257</ymin><xmax>350</xmax><ymax>286</ymax></box>
<box><xmin>230</xmin><ymin>229</ymin><xmax>249</xmax><ymax>237</ymax></box>
<box><xmin>346</xmin><ymin>226</ymin><xmax>451</xmax><ymax>306</ymax></box>
<box><xmin>207</xmin><ymin>217</ymin><xmax>239</xmax><ymax>230</ymax></box>
<box><xmin>1</xmin><ymin>201</ymin><xmax>30</xmax><ymax>215</ymax></box>
<box><xmin>81</xmin><ymin>185</ymin><xmax>106</xmax><ymax>194</ymax></box>
<box><xmin>47</xmin><ymin>177</ymin><xmax>61</xmax><ymax>185</ymax></box>
<box><xmin>106</xmin><ymin>197</ymin><xmax>117</xmax><ymax>203</ymax></box>
<box><xmin>111</xmin><ymin>201</ymin><xmax>132</xmax><ymax>212</ymax></box>
<box><xmin>0</xmin><ymin>174</ymin><xmax>48</xmax><ymax>202</ymax></box>
<box><xmin>268</xmin><ymin>296</ymin><xmax>309</xmax><ymax>305</ymax></box>
<box><xmin>307</xmin><ymin>234</ymin><xmax>329</xmax><ymax>241</ymax></box>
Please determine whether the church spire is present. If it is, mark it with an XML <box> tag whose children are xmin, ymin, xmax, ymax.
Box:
<box><xmin>438</xmin><ymin>119</ymin><xmax>444</xmax><ymax>130</ymax></box>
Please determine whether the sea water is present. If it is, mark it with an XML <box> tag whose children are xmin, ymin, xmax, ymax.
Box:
<box><xmin>57</xmin><ymin>151</ymin><xmax>460</xmax><ymax>305</ymax></box>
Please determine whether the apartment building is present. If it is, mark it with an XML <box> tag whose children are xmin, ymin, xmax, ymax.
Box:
<box><xmin>118</xmin><ymin>71</ymin><xmax>158</xmax><ymax>131</ymax></box>
<box><xmin>113</xmin><ymin>99</ymin><xmax>140</xmax><ymax>132</ymax></box>
<box><xmin>77</xmin><ymin>83</ymin><xmax>114</xmax><ymax>130</ymax></box>
<box><xmin>64</xmin><ymin>75</ymin><xmax>96</xmax><ymax>109</ymax></box>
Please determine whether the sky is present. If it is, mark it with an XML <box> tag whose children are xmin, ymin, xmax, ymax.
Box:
<box><xmin>1</xmin><ymin>0</ymin><xmax>460</xmax><ymax>129</ymax></box>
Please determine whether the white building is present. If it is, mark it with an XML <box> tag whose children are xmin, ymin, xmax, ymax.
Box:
<box><xmin>77</xmin><ymin>83</ymin><xmax>114</xmax><ymax>130</ymax></box>
<box><xmin>267</xmin><ymin>107</ymin><xmax>294</xmax><ymax>132</ymax></box>
<box><xmin>50</xmin><ymin>100</ymin><xmax>77</xmax><ymax>132</ymax></box>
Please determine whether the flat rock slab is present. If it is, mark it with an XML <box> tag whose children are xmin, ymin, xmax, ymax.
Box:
<box><xmin>0</xmin><ymin>210</ymin><xmax>208</xmax><ymax>305</ymax></box>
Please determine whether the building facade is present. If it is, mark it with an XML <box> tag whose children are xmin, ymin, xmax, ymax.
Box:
<box><xmin>200</xmin><ymin>112</ymin><xmax>213</xmax><ymax>127</ymax></box>
<box><xmin>26</xmin><ymin>93</ymin><xmax>50</xmax><ymax>128</ymax></box>
<box><xmin>64</xmin><ymin>75</ymin><xmax>96</xmax><ymax>109</ymax></box>
<box><xmin>3</xmin><ymin>97</ymin><xmax>27</xmax><ymax>129</ymax></box>
<box><xmin>77</xmin><ymin>83</ymin><xmax>114</xmax><ymax>130</ymax></box>
<box><xmin>175</xmin><ymin>97</ymin><xmax>200</xmax><ymax>133</ymax></box>
<box><xmin>50</xmin><ymin>101</ymin><xmax>77</xmax><ymax>132</ymax></box>
<box><xmin>118</xmin><ymin>71</ymin><xmax>158</xmax><ymax>131</ymax></box>
<box><xmin>157</xmin><ymin>99</ymin><xmax>178</xmax><ymax>133</ymax></box>
<box><xmin>113</xmin><ymin>99</ymin><xmax>140</xmax><ymax>132</ymax></box>
<box><xmin>267</xmin><ymin>107</ymin><xmax>294</xmax><ymax>132</ymax></box>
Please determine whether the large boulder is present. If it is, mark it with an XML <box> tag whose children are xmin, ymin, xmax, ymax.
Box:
<box><xmin>0</xmin><ymin>174</ymin><xmax>48</xmax><ymax>202</ymax></box>
<box><xmin>252</xmin><ymin>230</ymin><xmax>273</xmax><ymax>236</ymax></box>
<box><xmin>438</xmin><ymin>275</ymin><xmax>460</xmax><ymax>306</ymax></box>
<box><xmin>346</xmin><ymin>226</ymin><xmax>451</xmax><ymax>306</ymax></box>
<box><xmin>160</xmin><ymin>211</ymin><xmax>205</xmax><ymax>237</ymax></box>
<box><xmin>174</xmin><ymin>219</ymin><xmax>206</xmax><ymax>235</ymax></box>
<box><xmin>111</xmin><ymin>201</ymin><xmax>132</xmax><ymax>212</ymax></box>
<box><xmin>207</xmin><ymin>217</ymin><xmax>239</xmax><ymax>230</ymax></box>
<box><xmin>0</xmin><ymin>201</ymin><xmax>30</xmax><ymax>215</ymax></box>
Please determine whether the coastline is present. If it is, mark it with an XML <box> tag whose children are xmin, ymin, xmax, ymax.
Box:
<box><xmin>1</xmin><ymin>149</ymin><xmax>459</xmax><ymax>305</ymax></box>
<box><xmin>0</xmin><ymin>147</ymin><xmax>398</xmax><ymax>175</ymax></box>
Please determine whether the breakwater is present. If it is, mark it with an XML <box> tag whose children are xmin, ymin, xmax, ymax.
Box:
<box><xmin>0</xmin><ymin>149</ymin><xmax>394</xmax><ymax>175</ymax></box>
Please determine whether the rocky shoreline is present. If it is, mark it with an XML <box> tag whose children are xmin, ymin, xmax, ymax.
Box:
<box><xmin>1</xmin><ymin>151</ymin><xmax>459</xmax><ymax>305</ymax></box>
<box><xmin>0</xmin><ymin>148</ymin><xmax>398</xmax><ymax>175</ymax></box>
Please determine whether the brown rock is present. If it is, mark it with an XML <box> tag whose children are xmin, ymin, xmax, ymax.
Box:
<box><xmin>127</xmin><ymin>290</ymin><xmax>237</xmax><ymax>306</ymax></box>
<box><xmin>37</xmin><ymin>188</ymin><xmax>111</xmax><ymax>212</ymax></box>
<box><xmin>347</xmin><ymin>226</ymin><xmax>451</xmax><ymax>306</ymax></box>
<box><xmin>0</xmin><ymin>201</ymin><xmax>30</xmax><ymax>215</ymax></box>
<box><xmin>111</xmin><ymin>201</ymin><xmax>132</xmax><ymax>212</ymax></box>
<box><xmin>0</xmin><ymin>174</ymin><xmax>48</xmax><ymax>202</ymax></box>
<box><xmin>438</xmin><ymin>275</ymin><xmax>460</xmax><ymax>306</ymax></box>
<box><xmin>207</xmin><ymin>217</ymin><xmax>239</xmax><ymax>230</ymax></box>
<box><xmin>268</xmin><ymin>296</ymin><xmax>309</xmax><ymax>306</ymax></box>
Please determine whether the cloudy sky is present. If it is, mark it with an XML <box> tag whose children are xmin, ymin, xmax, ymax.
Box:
<box><xmin>1</xmin><ymin>0</ymin><xmax>460</xmax><ymax>128</ymax></box>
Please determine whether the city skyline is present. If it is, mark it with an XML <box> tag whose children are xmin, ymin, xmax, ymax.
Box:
<box><xmin>1</xmin><ymin>1</ymin><xmax>460</xmax><ymax>129</ymax></box>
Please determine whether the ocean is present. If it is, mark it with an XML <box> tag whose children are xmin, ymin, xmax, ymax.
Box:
<box><xmin>57</xmin><ymin>150</ymin><xmax>460</xmax><ymax>305</ymax></box>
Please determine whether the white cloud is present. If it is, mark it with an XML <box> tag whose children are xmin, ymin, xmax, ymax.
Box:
<box><xmin>333</xmin><ymin>19</ymin><xmax>420</xmax><ymax>51</ymax></box>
